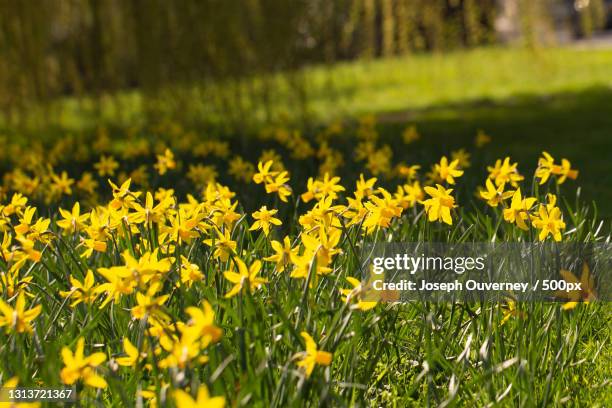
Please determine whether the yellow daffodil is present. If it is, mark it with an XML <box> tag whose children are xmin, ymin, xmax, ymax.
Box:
<box><xmin>296</xmin><ymin>331</ymin><xmax>332</xmax><ymax>377</ymax></box>
<box><xmin>556</xmin><ymin>263</ymin><xmax>597</xmax><ymax>310</ymax></box>
<box><xmin>422</xmin><ymin>184</ymin><xmax>456</xmax><ymax>225</ymax></box>
<box><xmin>434</xmin><ymin>156</ymin><xmax>463</xmax><ymax>185</ymax></box>
<box><xmin>554</xmin><ymin>158</ymin><xmax>578</xmax><ymax>184</ymax></box>
<box><xmin>2</xmin><ymin>193</ymin><xmax>28</xmax><ymax>216</ymax></box>
<box><xmin>532</xmin><ymin>204</ymin><xmax>565</xmax><ymax>241</ymax></box>
<box><xmin>223</xmin><ymin>258</ymin><xmax>267</xmax><ymax>298</ymax></box>
<box><xmin>535</xmin><ymin>152</ymin><xmax>579</xmax><ymax>185</ymax></box>
<box><xmin>131</xmin><ymin>191</ymin><xmax>173</xmax><ymax>224</ymax></box>
<box><xmin>288</xmin><ymin>135</ymin><xmax>315</xmax><ymax>160</ymax></box>
<box><xmin>403</xmin><ymin>181</ymin><xmax>424</xmax><ymax>208</ymax></box>
<box><xmin>296</xmin><ymin>228</ymin><xmax>342</xmax><ymax>276</ymax></box>
<box><xmin>12</xmin><ymin>206</ymin><xmax>50</xmax><ymax>244</ymax></box>
<box><xmin>108</xmin><ymin>178</ymin><xmax>140</xmax><ymax>210</ymax></box>
<box><xmin>535</xmin><ymin>151</ymin><xmax>555</xmax><ymax>185</ymax></box>
<box><xmin>355</xmin><ymin>174</ymin><xmax>377</xmax><ymax>199</ymax></box>
<box><xmin>56</xmin><ymin>202</ymin><xmax>89</xmax><ymax>234</ymax></box>
<box><xmin>15</xmin><ymin>235</ymin><xmax>42</xmax><ymax>263</ymax></box>
<box><xmin>131</xmin><ymin>286</ymin><xmax>169</xmax><ymax>320</ymax></box>
<box><xmin>0</xmin><ymin>292</ymin><xmax>42</xmax><ymax>334</ymax></box>
<box><xmin>158</xmin><ymin>331</ymin><xmax>204</xmax><ymax>369</ymax></box>
<box><xmin>203</xmin><ymin>228</ymin><xmax>236</xmax><ymax>262</ymax></box>
<box><xmin>259</xmin><ymin>150</ymin><xmax>285</xmax><ymax>171</ymax></box>
<box><xmin>396</xmin><ymin>164</ymin><xmax>420</xmax><ymax>181</ymax></box>
<box><xmin>402</xmin><ymin>125</ymin><xmax>420</xmax><ymax>144</ymax></box>
<box><xmin>366</xmin><ymin>146</ymin><xmax>392</xmax><ymax>176</ymax></box>
<box><xmin>475</xmin><ymin>130</ymin><xmax>491</xmax><ymax>147</ymax></box>
<box><xmin>480</xmin><ymin>179</ymin><xmax>513</xmax><ymax>208</ymax></box>
<box><xmin>187</xmin><ymin>164</ymin><xmax>218</xmax><ymax>187</ymax></box>
<box><xmin>94</xmin><ymin>155</ymin><xmax>119</xmax><ymax>177</ymax></box>
<box><xmin>264</xmin><ymin>236</ymin><xmax>298</xmax><ymax>273</ymax></box>
<box><xmin>253</xmin><ymin>160</ymin><xmax>278</xmax><ymax>184</ymax></box>
<box><xmin>228</xmin><ymin>156</ymin><xmax>255</xmax><ymax>183</ymax></box>
<box><xmin>174</xmin><ymin>385</ymin><xmax>225</xmax><ymax>408</ymax></box>
<box><xmin>179</xmin><ymin>256</ymin><xmax>204</xmax><ymax>287</ymax></box>
<box><xmin>51</xmin><ymin>171</ymin><xmax>75</xmax><ymax>196</ymax></box>
<box><xmin>301</xmin><ymin>173</ymin><xmax>345</xmax><ymax>203</ymax></box>
<box><xmin>79</xmin><ymin>237</ymin><xmax>107</xmax><ymax>258</ymax></box>
<box><xmin>487</xmin><ymin>157</ymin><xmax>524</xmax><ymax>187</ymax></box>
<box><xmin>0</xmin><ymin>268</ymin><xmax>33</xmax><ymax>298</ymax></box>
<box><xmin>249</xmin><ymin>206</ymin><xmax>282</xmax><ymax>236</ymax></box>
<box><xmin>76</xmin><ymin>172</ymin><xmax>99</xmax><ymax>194</ymax></box>
<box><xmin>363</xmin><ymin>189</ymin><xmax>403</xmax><ymax>233</ymax></box>
<box><xmin>14</xmin><ymin>206</ymin><xmax>36</xmax><ymax>235</ymax></box>
<box><xmin>95</xmin><ymin>267</ymin><xmax>137</xmax><ymax>308</ymax></box>
<box><xmin>264</xmin><ymin>171</ymin><xmax>292</xmax><ymax>202</ymax></box>
<box><xmin>502</xmin><ymin>188</ymin><xmax>536</xmax><ymax>230</ymax></box>
<box><xmin>500</xmin><ymin>298</ymin><xmax>526</xmax><ymax>325</ymax></box>
<box><xmin>340</xmin><ymin>277</ymin><xmax>377</xmax><ymax>311</ymax></box>
<box><xmin>60</xmin><ymin>338</ymin><xmax>107</xmax><ymax>388</ymax></box>
<box><xmin>354</xmin><ymin>141</ymin><xmax>376</xmax><ymax>162</ymax></box>
<box><xmin>154</xmin><ymin>149</ymin><xmax>176</xmax><ymax>175</ymax></box>
<box><xmin>183</xmin><ymin>301</ymin><xmax>222</xmax><ymax>347</ymax></box>
<box><xmin>166</xmin><ymin>208</ymin><xmax>204</xmax><ymax>244</ymax></box>
<box><xmin>451</xmin><ymin>148</ymin><xmax>471</xmax><ymax>169</ymax></box>
<box><xmin>115</xmin><ymin>337</ymin><xmax>148</xmax><ymax>368</ymax></box>
<box><xmin>60</xmin><ymin>269</ymin><xmax>98</xmax><ymax>307</ymax></box>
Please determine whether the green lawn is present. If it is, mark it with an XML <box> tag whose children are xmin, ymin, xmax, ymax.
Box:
<box><xmin>374</xmin><ymin>86</ymin><xmax>612</xmax><ymax>218</ymax></box>
<box><xmin>307</xmin><ymin>46</ymin><xmax>612</xmax><ymax>119</ymax></box>
<box><xmin>306</xmin><ymin>47</ymin><xmax>612</xmax><ymax>217</ymax></box>
<box><xmin>3</xmin><ymin>46</ymin><xmax>612</xmax><ymax>216</ymax></box>
<box><xmin>1</xmin><ymin>46</ymin><xmax>611</xmax><ymax>407</ymax></box>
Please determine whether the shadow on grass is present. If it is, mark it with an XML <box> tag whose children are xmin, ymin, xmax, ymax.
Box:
<box><xmin>375</xmin><ymin>85</ymin><xmax>612</xmax><ymax>218</ymax></box>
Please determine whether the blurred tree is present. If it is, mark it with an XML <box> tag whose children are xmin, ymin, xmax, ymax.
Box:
<box><xmin>0</xmin><ymin>0</ymin><xmax>603</xmax><ymax>129</ymax></box>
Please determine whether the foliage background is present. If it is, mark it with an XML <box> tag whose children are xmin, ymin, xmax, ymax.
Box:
<box><xmin>0</xmin><ymin>0</ymin><xmax>609</xmax><ymax>128</ymax></box>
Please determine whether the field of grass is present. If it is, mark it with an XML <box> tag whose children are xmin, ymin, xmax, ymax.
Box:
<box><xmin>0</xmin><ymin>46</ymin><xmax>611</xmax><ymax>406</ymax></box>
<box><xmin>308</xmin><ymin>47</ymin><xmax>612</xmax><ymax>117</ymax></box>
<box><xmin>308</xmin><ymin>46</ymin><xmax>612</xmax><ymax>217</ymax></box>
<box><xmin>4</xmin><ymin>46</ymin><xmax>612</xmax><ymax>216</ymax></box>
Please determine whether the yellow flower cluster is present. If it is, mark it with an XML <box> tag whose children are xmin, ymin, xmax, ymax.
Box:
<box><xmin>478</xmin><ymin>152</ymin><xmax>577</xmax><ymax>241</ymax></box>
<box><xmin>0</xmin><ymin>117</ymin><xmax>592</xmax><ymax>404</ymax></box>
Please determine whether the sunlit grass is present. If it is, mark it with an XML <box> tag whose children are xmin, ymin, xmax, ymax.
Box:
<box><xmin>0</xmin><ymin>114</ymin><xmax>610</xmax><ymax>406</ymax></box>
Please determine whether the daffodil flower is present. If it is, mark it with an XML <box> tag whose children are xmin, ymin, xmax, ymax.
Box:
<box><xmin>480</xmin><ymin>179</ymin><xmax>513</xmax><ymax>208</ymax></box>
<box><xmin>434</xmin><ymin>156</ymin><xmax>464</xmax><ymax>184</ymax></box>
<box><xmin>487</xmin><ymin>157</ymin><xmax>524</xmax><ymax>187</ymax></box>
<box><xmin>0</xmin><ymin>292</ymin><xmax>42</xmax><ymax>334</ymax></box>
<box><xmin>422</xmin><ymin>184</ymin><xmax>456</xmax><ymax>225</ymax></box>
<box><xmin>264</xmin><ymin>236</ymin><xmax>298</xmax><ymax>273</ymax></box>
<box><xmin>56</xmin><ymin>202</ymin><xmax>90</xmax><ymax>234</ymax></box>
<box><xmin>252</xmin><ymin>160</ymin><xmax>278</xmax><ymax>184</ymax></box>
<box><xmin>532</xmin><ymin>205</ymin><xmax>566</xmax><ymax>241</ymax></box>
<box><xmin>556</xmin><ymin>263</ymin><xmax>596</xmax><ymax>310</ymax></box>
<box><xmin>340</xmin><ymin>277</ymin><xmax>377</xmax><ymax>311</ymax></box>
<box><xmin>60</xmin><ymin>338</ymin><xmax>108</xmax><ymax>388</ymax></box>
<box><xmin>502</xmin><ymin>188</ymin><xmax>536</xmax><ymax>230</ymax></box>
<box><xmin>60</xmin><ymin>269</ymin><xmax>98</xmax><ymax>307</ymax></box>
<box><xmin>223</xmin><ymin>258</ymin><xmax>267</xmax><ymax>298</ymax></box>
<box><xmin>249</xmin><ymin>206</ymin><xmax>282</xmax><ymax>236</ymax></box>
<box><xmin>173</xmin><ymin>385</ymin><xmax>225</xmax><ymax>408</ymax></box>
<box><xmin>296</xmin><ymin>331</ymin><xmax>333</xmax><ymax>377</ymax></box>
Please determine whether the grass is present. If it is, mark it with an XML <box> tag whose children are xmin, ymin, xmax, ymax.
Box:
<box><xmin>374</xmin><ymin>86</ymin><xmax>612</xmax><ymax>218</ymax></box>
<box><xmin>306</xmin><ymin>46</ymin><xmax>612</xmax><ymax>216</ymax></box>
<box><xmin>0</xmin><ymin>124</ymin><xmax>611</xmax><ymax>406</ymax></box>
<box><xmin>306</xmin><ymin>46</ymin><xmax>612</xmax><ymax>118</ymax></box>
<box><xmin>0</xmin><ymin>45</ymin><xmax>611</xmax><ymax>406</ymax></box>
<box><xmin>304</xmin><ymin>46</ymin><xmax>612</xmax><ymax>218</ymax></box>
<box><xmin>3</xmin><ymin>46</ymin><xmax>612</xmax><ymax>216</ymax></box>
